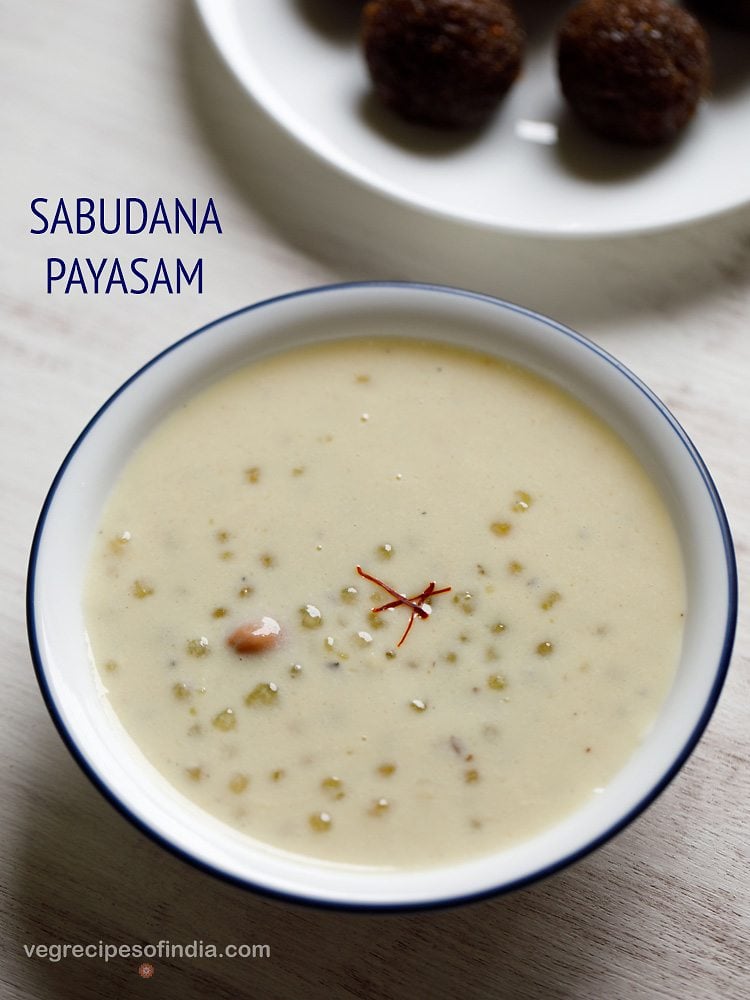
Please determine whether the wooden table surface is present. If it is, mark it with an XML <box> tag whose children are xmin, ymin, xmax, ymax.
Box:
<box><xmin>2</xmin><ymin>2</ymin><xmax>748</xmax><ymax>997</ymax></box>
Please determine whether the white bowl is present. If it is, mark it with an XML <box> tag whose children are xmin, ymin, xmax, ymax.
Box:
<box><xmin>27</xmin><ymin>282</ymin><xmax>737</xmax><ymax>910</ymax></box>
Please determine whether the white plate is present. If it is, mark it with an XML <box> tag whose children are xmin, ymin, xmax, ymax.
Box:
<box><xmin>195</xmin><ymin>0</ymin><xmax>750</xmax><ymax>237</ymax></box>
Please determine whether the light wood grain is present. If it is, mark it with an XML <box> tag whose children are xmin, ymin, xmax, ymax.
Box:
<box><xmin>1</xmin><ymin>1</ymin><xmax>748</xmax><ymax>997</ymax></box>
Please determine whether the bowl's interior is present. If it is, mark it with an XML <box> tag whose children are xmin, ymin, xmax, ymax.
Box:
<box><xmin>28</xmin><ymin>284</ymin><xmax>735</xmax><ymax>908</ymax></box>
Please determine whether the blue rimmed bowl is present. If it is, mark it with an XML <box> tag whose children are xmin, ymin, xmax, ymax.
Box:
<box><xmin>27</xmin><ymin>282</ymin><xmax>737</xmax><ymax>910</ymax></box>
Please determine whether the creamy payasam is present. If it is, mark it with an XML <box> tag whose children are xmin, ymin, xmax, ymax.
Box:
<box><xmin>85</xmin><ymin>338</ymin><xmax>685</xmax><ymax>867</ymax></box>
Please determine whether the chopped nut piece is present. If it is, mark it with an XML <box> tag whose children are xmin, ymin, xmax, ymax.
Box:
<box><xmin>512</xmin><ymin>490</ymin><xmax>533</xmax><ymax>512</ymax></box>
<box><xmin>491</xmin><ymin>622</ymin><xmax>506</xmax><ymax>633</ymax></box>
<box><xmin>309</xmin><ymin>811</ymin><xmax>332</xmax><ymax>832</ymax></box>
<box><xmin>227</xmin><ymin>617</ymin><xmax>281</xmax><ymax>654</ymax></box>
<box><xmin>367</xmin><ymin>610</ymin><xmax>385</xmax><ymax>629</ymax></box>
<box><xmin>453</xmin><ymin>592</ymin><xmax>476</xmax><ymax>615</ymax></box>
<box><xmin>537</xmin><ymin>641</ymin><xmax>554</xmax><ymax>656</ymax></box>
<box><xmin>244</xmin><ymin>682</ymin><xmax>279</xmax><ymax>706</ymax></box>
<box><xmin>409</xmin><ymin>698</ymin><xmax>427</xmax><ymax>712</ymax></box>
<box><xmin>172</xmin><ymin>681</ymin><xmax>191</xmax><ymax>700</ymax></box>
<box><xmin>355</xmin><ymin>631</ymin><xmax>373</xmax><ymax>646</ymax></box>
<box><xmin>186</xmin><ymin>637</ymin><xmax>210</xmax><ymax>657</ymax></box>
<box><xmin>541</xmin><ymin>591</ymin><xmax>561</xmax><ymax>611</ymax></box>
<box><xmin>289</xmin><ymin>663</ymin><xmax>303</xmax><ymax>678</ymax></box>
<box><xmin>321</xmin><ymin>776</ymin><xmax>345</xmax><ymax>799</ymax></box>
<box><xmin>109</xmin><ymin>531</ymin><xmax>131</xmax><ymax>554</ymax></box>
<box><xmin>487</xmin><ymin>673</ymin><xmax>508</xmax><ymax>691</ymax></box>
<box><xmin>212</xmin><ymin>708</ymin><xmax>237</xmax><ymax>732</ymax></box>
<box><xmin>300</xmin><ymin>604</ymin><xmax>323</xmax><ymax>628</ymax></box>
<box><xmin>229</xmin><ymin>774</ymin><xmax>249</xmax><ymax>794</ymax></box>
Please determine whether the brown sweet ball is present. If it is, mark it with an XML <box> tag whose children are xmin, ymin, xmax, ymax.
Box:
<box><xmin>557</xmin><ymin>0</ymin><xmax>711</xmax><ymax>145</ymax></box>
<box><xmin>361</xmin><ymin>0</ymin><xmax>525</xmax><ymax>128</ymax></box>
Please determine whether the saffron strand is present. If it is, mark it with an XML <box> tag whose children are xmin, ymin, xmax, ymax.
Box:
<box><xmin>371</xmin><ymin>582</ymin><xmax>451</xmax><ymax>614</ymax></box>
<box><xmin>355</xmin><ymin>565</ymin><xmax>428</xmax><ymax>617</ymax></box>
<box><xmin>355</xmin><ymin>566</ymin><xmax>452</xmax><ymax>647</ymax></box>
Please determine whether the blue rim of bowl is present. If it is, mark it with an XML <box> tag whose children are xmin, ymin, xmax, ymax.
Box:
<box><xmin>26</xmin><ymin>281</ymin><xmax>738</xmax><ymax>913</ymax></box>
